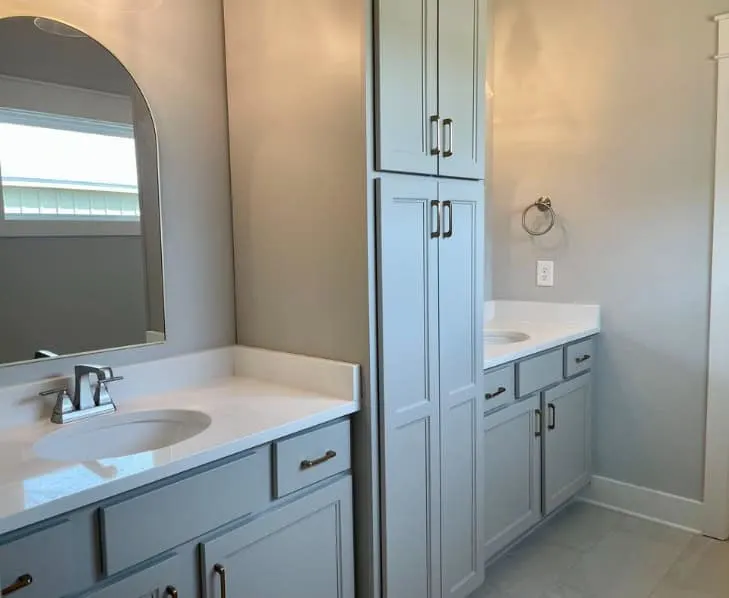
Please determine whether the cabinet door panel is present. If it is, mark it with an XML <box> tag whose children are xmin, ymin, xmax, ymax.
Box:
<box><xmin>544</xmin><ymin>375</ymin><xmax>592</xmax><ymax>514</ymax></box>
<box><xmin>375</xmin><ymin>0</ymin><xmax>439</xmax><ymax>175</ymax></box>
<box><xmin>377</xmin><ymin>175</ymin><xmax>441</xmax><ymax>598</ymax></box>
<box><xmin>201</xmin><ymin>477</ymin><xmax>354</xmax><ymax>598</ymax></box>
<box><xmin>438</xmin><ymin>0</ymin><xmax>487</xmax><ymax>179</ymax></box>
<box><xmin>78</xmin><ymin>554</ymin><xmax>183</xmax><ymax>598</ymax></box>
<box><xmin>483</xmin><ymin>396</ymin><xmax>542</xmax><ymax>564</ymax></box>
<box><xmin>438</xmin><ymin>180</ymin><xmax>484</xmax><ymax>598</ymax></box>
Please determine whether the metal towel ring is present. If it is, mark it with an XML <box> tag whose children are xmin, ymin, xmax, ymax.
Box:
<box><xmin>522</xmin><ymin>197</ymin><xmax>556</xmax><ymax>236</ymax></box>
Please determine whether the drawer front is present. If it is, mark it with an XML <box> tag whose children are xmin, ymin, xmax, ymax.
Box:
<box><xmin>516</xmin><ymin>348</ymin><xmax>563</xmax><ymax>397</ymax></box>
<box><xmin>482</xmin><ymin>364</ymin><xmax>515</xmax><ymax>413</ymax></box>
<box><xmin>274</xmin><ymin>419</ymin><xmax>351</xmax><ymax>498</ymax></box>
<box><xmin>565</xmin><ymin>338</ymin><xmax>596</xmax><ymax>378</ymax></box>
<box><xmin>0</xmin><ymin>519</ymin><xmax>76</xmax><ymax>598</ymax></box>
<box><xmin>100</xmin><ymin>446</ymin><xmax>271</xmax><ymax>576</ymax></box>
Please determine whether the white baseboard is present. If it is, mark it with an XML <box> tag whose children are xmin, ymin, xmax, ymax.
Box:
<box><xmin>579</xmin><ymin>475</ymin><xmax>704</xmax><ymax>533</ymax></box>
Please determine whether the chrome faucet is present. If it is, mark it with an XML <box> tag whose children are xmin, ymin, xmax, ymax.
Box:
<box><xmin>39</xmin><ymin>364</ymin><xmax>124</xmax><ymax>424</ymax></box>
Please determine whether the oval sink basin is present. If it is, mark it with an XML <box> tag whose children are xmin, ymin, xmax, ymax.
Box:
<box><xmin>34</xmin><ymin>409</ymin><xmax>212</xmax><ymax>462</ymax></box>
<box><xmin>484</xmin><ymin>330</ymin><xmax>531</xmax><ymax>345</ymax></box>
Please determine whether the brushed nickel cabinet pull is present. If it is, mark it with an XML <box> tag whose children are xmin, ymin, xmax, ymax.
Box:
<box><xmin>443</xmin><ymin>118</ymin><xmax>454</xmax><ymax>157</ymax></box>
<box><xmin>165</xmin><ymin>586</ymin><xmax>178</xmax><ymax>598</ymax></box>
<box><xmin>535</xmin><ymin>409</ymin><xmax>542</xmax><ymax>438</ymax></box>
<box><xmin>548</xmin><ymin>403</ymin><xmax>556</xmax><ymax>430</ymax></box>
<box><xmin>1</xmin><ymin>575</ymin><xmax>33</xmax><ymax>596</ymax></box>
<box><xmin>430</xmin><ymin>115</ymin><xmax>441</xmax><ymax>155</ymax></box>
<box><xmin>442</xmin><ymin>201</ymin><xmax>453</xmax><ymax>238</ymax></box>
<box><xmin>213</xmin><ymin>564</ymin><xmax>227</xmax><ymax>598</ymax></box>
<box><xmin>431</xmin><ymin>200</ymin><xmax>441</xmax><ymax>238</ymax></box>
<box><xmin>301</xmin><ymin>450</ymin><xmax>337</xmax><ymax>470</ymax></box>
<box><xmin>485</xmin><ymin>387</ymin><xmax>507</xmax><ymax>400</ymax></box>
<box><xmin>575</xmin><ymin>354</ymin><xmax>591</xmax><ymax>364</ymax></box>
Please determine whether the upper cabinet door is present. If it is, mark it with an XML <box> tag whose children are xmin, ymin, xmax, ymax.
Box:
<box><xmin>438</xmin><ymin>0</ymin><xmax>487</xmax><ymax>179</ymax></box>
<box><xmin>377</xmin><ymin>174</ymin><xmax>442</xmax><ymax>598</ymax></box>
<box><xmin>438</xmin><ymin>180</ymin><xmax>485</xmax><ymax>598</ymax></box>
<box><xmin>375</xmin><ymin>0</ymin><xmax>439</xmax><ymax>175</ymax></box>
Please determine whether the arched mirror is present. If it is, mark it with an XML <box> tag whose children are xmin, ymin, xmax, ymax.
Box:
<box><xmin>0</xmin><ymin>16</ymin><xmax>164</xmax><ymax>367</ymax></box>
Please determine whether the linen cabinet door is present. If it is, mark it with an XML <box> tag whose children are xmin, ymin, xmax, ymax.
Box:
<box><xmin>375</xmin><ymin>0</ymin><xmax>439</xmax><ymax>175</ymax></box>
<box><xmin>437</xmin><ymin>0</ymin><xmax>488</xmax><ymax>179</ymax></box>
<box><xmin>482</xmin><ymin>395</ymin><xmax>543</xmax><ymax>565</ymax></box>
<box><xmin>200</xmin><ymin>477</ymin><xmax>354</xmax><ymax>598</ymax></box>
<box><xmin>377</xmin><ymin>174</ymin><xmax>441</xmax><ymax>598</ymax></box>
<box><xmin>544</xmin><ymin>374</ymin><xmax>592</xmax><ymax>515</ymax></box>
<box><xmin>438</xmin><ymin>180</ymin><xmax>485</xmax><ymax>598</ymax></box>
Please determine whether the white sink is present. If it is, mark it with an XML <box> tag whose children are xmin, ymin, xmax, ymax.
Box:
<box><xmin>484</xmin><ymin>330</ymin><xmax>531</xmax><ymax>345</ymax></box>
<box><xmin>33</xmin><ymin>409</ymin><xmax>212</xmax><ymax>462</ymax></box>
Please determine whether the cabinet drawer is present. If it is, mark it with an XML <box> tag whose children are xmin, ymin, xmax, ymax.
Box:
<box><xmin>565</xmin><ymin>338</ymin><xmax>595</xmax><ymax>378</ymax></box>
<box><xmin>99</xmin><ymin>446</ymin><xmax>271</xmax><ymax>576</ymax></box>
<box><xmin>273</xmin><ymin>420</ymin><xmax>351</xmax><ymax>498</ymax></box>
<box><xmin>516</xmin><ymin>348</ymin><xmax>563</xmax><ymax>397</ymax></box>
<box><xmin>0</xmin><ymin>519</ymin><xmax>76</xmax><ymax>598</ymax></box>
<box><xmin>482</xmin><ymin>364</ymin><xmax>515</xmax><ymax>413</ymax></box>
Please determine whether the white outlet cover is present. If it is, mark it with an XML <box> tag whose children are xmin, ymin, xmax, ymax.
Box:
<box><xmin>537</xmin><ymin>260</ymin><xmax>554</xmax><ymax>287</ymax></box>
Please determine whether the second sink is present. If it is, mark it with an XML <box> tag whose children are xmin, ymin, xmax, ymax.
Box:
<box><xmin>33</xmin><ymin>409</ymin><xmax>212</xmax><ymax>462</ymax></box>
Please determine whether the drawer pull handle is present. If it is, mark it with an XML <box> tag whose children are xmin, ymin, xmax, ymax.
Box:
<box><xmin>575</xmin><ymin>354</ymin><xmax>591</xmax><ymax>364</ymax></box>
<box><xmin>548</xmin><ymin>403</ymin><xmax>556</xmax><ymax>430</ymax></box>
<box><xmin>165</xmin><ymin>586</ymin><xmax>178</xmax><ymax>598</ymax></box>
<box><xmin>485</xmin><ymin>387</ymin><xmax>507</xmax><ymax>400</ymax></box>
<box><xmin>214</xmin><ymin>564</ymin><xmax>227</xmax><ymax>598</ymax></box>
<box><xmin>301</xmin><ymin>450</ymin><xmax>337</xmax><ymax>470</ymax></box>
<box><xmin>2</xmin><ymin>574</ymin><xmax>33</xmax><ymax>596</ymax></box>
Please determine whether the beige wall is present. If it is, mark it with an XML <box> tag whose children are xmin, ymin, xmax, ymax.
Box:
<box><xmin>0</xmin><ymin>0</ymin><xmax>235</xmax><ymax>386</ymax></box>
<box><xmin>491</xmin><ymin>0</ymin><xmax>729</xmax><ymax>500</ymax></box>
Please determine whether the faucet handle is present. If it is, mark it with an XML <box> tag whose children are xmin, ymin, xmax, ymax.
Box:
<box><xmin>39</xmin><ymin>387</ymin><xmax>75</xmax><ymax>424</ymax></box>
<box><xmin>39</xmin><ymin>386</ymin><xmax>69</xmax><ymax>399</ymax></box>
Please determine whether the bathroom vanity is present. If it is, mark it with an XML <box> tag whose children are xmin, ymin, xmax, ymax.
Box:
<box><xmin>0</xmin><ymin>348</ymin><xmax>359</xmax><ymax>598</ymax></box>
<box><xmin>480</xmin><ymin>302</ymin><xmax>600</xmax><ymax>564</ymax></box>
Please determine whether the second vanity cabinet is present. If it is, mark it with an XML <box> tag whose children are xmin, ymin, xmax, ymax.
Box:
<box><xmin>481</xmin><ymin>338</ymin><xmax>595</xmax><ymax>565</ymax></box>
<box><xmin>0</xmin><ymin>419</ymin><xmax>354</xmax><ymax>598</ymax></box>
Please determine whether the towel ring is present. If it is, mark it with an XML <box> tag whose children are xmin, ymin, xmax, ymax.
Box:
<box><xmin>522</xmin><ymin>197</ymin><xmax>556</xmax><ymax>236</ymax></box>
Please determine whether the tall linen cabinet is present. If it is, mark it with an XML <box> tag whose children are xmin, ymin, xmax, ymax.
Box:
<box><xmin>376</xmin><ymin>0</ymin><xmax>488</xmax><ymax>596</ymax></box>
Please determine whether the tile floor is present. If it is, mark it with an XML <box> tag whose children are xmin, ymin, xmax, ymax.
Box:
<box><xmin>470</xmin><ymin>501</ymin><xmax>729</xmax><ymax>598</ymax></box>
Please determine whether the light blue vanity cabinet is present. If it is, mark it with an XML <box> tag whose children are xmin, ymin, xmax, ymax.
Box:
<box><xmin>544</xmin><ymin>374</ymin><xmax>592</xmax><ymax>515</ymax></box>
<box><xmin>200</xmin><ymin>476</ymin><xmax>354</xmax><ymax>598</ymax></box>
<box><xmin>375</xmin><ymin>0</ymin><xmax>488</xmax><ymax>179</ymax></box>
<box><xmin>74</xmin><ymin>554</ymin><xmax>189</xmax><ymax>598</ymax></box>
<box><xmin>482</xmin><ymin>394</ymin><xmax>542</xmax><ymax>564</ymax></box>
<box><xmin>0</xmin><ymin>420</ymin><xmax>353</xmax><ymax>598</ymax></box>
<box><xmin>481</xmin><ymin>339</ymin><xmax>596</xmax><ymax>565</ymax></box>
<box><xmin>377</xmin><ymin>174</ymin><xmax>485</xmax><ymax>598</ymax></box>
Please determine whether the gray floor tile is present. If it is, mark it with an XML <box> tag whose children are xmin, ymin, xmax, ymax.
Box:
<box><xmin>652</xmin><ymin>535</ymin><xmax>729</xmax><ymax>597</ymax></box>
<box><xmin>531</xmin><ymin>501</ymin><xmax>627</xmax><ymax>552</ymax></box>
<box><xmin>559</xmin><ymin>529</ymin><xmax>687</xmax><ymax>598</ymax></box>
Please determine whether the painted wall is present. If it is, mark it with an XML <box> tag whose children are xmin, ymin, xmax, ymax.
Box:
<box><xmin>491</xmin><ymin>0</ymin><xmax>729</xmax><ymax>500</ymax></box>
<box><xmin>0</xmin><ymin>236</ymin><xmax>147</xmax><ymax>364</ymax></box>
<box><xmin>223</xmin><ymin>0</ymin><xmax>374</xmax><ymax>593</ymax></box>
<box><xmin>0</xmin><ymin>0</ymin><xmax>235</xmax><ymax>385</ymax></box>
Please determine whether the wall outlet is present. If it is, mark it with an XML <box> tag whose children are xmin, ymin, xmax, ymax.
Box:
<box><xmin>537</xmin><ymin>260</ymin><xmax>554</xmax><ymax>287</ymax></box>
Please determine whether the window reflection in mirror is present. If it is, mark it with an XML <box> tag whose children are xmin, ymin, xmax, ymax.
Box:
<box><xmin>0</xmin><ymin>16</ymin><xmax>165</xmax><ymax>367</ymax></box>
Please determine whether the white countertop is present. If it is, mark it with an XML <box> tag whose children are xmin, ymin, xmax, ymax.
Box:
<box><xmin>0</xmin><ymin>347</ymin><xmax>359</xmax><ymax>536</ymax></box>
<box><xmin>483</xmin><ymin>301</ymin><xmax>601</xmax><ymax>370</ymax></box>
